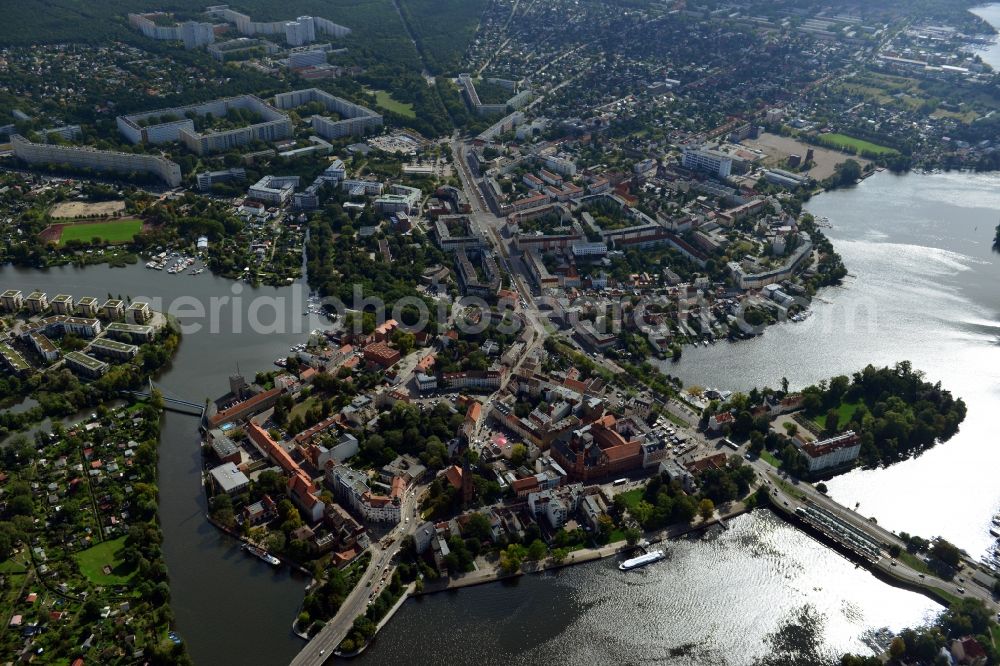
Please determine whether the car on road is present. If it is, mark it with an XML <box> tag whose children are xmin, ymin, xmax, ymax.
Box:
<box><xmin>957</xmin><ymin>587</ymin><xmax>965</xmax><ymax>594</ymax></box>
<box><xmin>918</xmin><ymin>573</ymin><xmax>925</xmax><ymax>578</ymax></box>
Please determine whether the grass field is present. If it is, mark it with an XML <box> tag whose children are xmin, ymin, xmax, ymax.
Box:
<box><xmin>74</xmin><ymin>536</ymin><xmax>136</xmax><ymax>585</ymax></box>
<box><xmin>58</xmin><ymin>219</ymin><xmax>142</xmax><ymax>246</ymax></box>
<box><xmin>819</xmin><ymin>133</ymin><xmax>897</xmax><ymax>156</ymax></box>
<box><xmin>896</xmin><ymin>550</ymin><xmax>932</xmax><ymax>575</ymax></box>
<box><xmin>834</xmin><ymin>400</ymin><xmax>862</xmax><ymax>430</ymax></box>
<box><xmin>371</xmin><ymin>90</ymin><xmax>416</xmax><ymax>118</ymax></box>
<box><xmin>615</xmin><ymin>488</ymin><xmax>645</xmax><ymax>512</ymax></box>
<box><xmin>760</xmin><ymin>451</ymin><xmax>782</xmax><ymax>468</ymax></box>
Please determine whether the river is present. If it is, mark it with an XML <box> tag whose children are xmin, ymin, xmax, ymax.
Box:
<box><xmin>0</xmin><ymin>262</ymin><xmax>318</xmax><ymax>665</ymax></box>
<box><xmin>665</xmin><ymin>171</ymin><xmax>1000</xmax><ymax>556</ymax></box>
<box><xmin>1</xmin><ymin>170</ymin><xmax>996</xmax><ymax>664</ymax></box>
<box><xmin>970</xmin><ymin>4</ymin><xmax>1000</xmax><ymax>70</ymax></box>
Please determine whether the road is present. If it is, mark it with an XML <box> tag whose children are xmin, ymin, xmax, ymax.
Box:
<box><xmin>744</xmin><ymin>453</ymin><xmax>1000</xmax><ymax>612</ymax></box>
<box><xmin>289</xmin><ymin>487</ymin><xmax>425</xmax><ymax>665</ymax></box>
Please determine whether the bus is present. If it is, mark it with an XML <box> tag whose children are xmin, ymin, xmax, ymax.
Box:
<box><xmin>722</xmin><ymin>438</ymin><xmax>740</xmax><ymax>451</ymax></box>
<box><xmin>612</xmin><ymin>478</ymin><xmax>628</xmax><ymax>487</ymax></box>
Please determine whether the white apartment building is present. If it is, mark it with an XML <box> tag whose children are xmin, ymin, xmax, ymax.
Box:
<box><xmin>273</xmin><ymin>88</ymin><xmax>382</xmax><ymax>140</ymax></box>
<box><xmin>682</xmin><ymin>147</ymin><xmax>733</xmax><ymax>178</ymax></box>
<box><xmin>11</xmin><ymin>135</ymin><xmax>182</xmax><ymax>187</ymax></box>
<box><xmin>116</xmin><ymin>95</ymin><xmax>293</xmax><ymax>156</ymax></box>
<box><xmin>248</xmin><ymin>175</ymin><xmax>300</xmax><ymax>206</ymax></box>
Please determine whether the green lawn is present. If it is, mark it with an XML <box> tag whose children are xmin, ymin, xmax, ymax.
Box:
<box><xmin>835</xmin><ymin>400</ymin><xmax>862</xmax><ymax>429</ymax></box>
<box><xmin>370</xmin><ymin>90</ymin><xmax>416</xmax><ymax>119</ymax></box>
<box><xmin>615</xmin><ymin>488</ymin><xmax>645</xmax><ymax>512</ymax></box>
<box><xmin>819</xmin><ymin>133</ymin><xmax>898</xmax><ymax>156</ymax></box>
<box><xmin>73</xmin><ymin>536</ymin><xmax>136</xmax><ymax>585</ymax></box>
<box><xmin>59</xmin><ymin>219</ymin><xmax>142</xmax><ymax>246</ymax></box>
<box><xmin>289</xmin><ymin>395</ymin><xmax>319</xmax><ymax>423</ymax></box>
<box><xmin>760</xmin><ymin>451</ymin><xmax>781</xmax><ymax>468</ymax></box>
<box><xmin>896</xmin><ymin>550</ymin><xmax>931</xmax><ymax>575</ymax></box>
<box><xmin>661</xmin><ymin>410</ymin><xmax>690</xmax><ymax>428</ymax></box>
<box><xmin>928</xmin><ymin>587</ymin><xmax>962</xmax><ymax>607</ymax></box>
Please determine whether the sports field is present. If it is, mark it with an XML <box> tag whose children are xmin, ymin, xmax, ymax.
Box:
<box><xmin>44</xmin><ymin>219</ymin><xmax>143</xmax><ymax>245</ymax></box>
<box><xmin>818</xmin><ymin>133</ymin><xmax>897</xmax><ymax>156</ymax></box>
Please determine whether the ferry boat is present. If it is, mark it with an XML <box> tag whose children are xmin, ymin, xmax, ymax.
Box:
<box><xmin>243</xmin><ymin>543</ymin><xmax>281</xmax><ymax>567</ymax></box>
<box><xmin>619</xmin><ymin>550</ymin><xmax>665</xmax><ymax>571</ymax></box>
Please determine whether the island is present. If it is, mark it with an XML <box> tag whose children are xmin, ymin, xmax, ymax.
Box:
<box><xmin>0</xmin><ymin>291</ymin><xmax>185</xmax><ymax>663</ymax></box>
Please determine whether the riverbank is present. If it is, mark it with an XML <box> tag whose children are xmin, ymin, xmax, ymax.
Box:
<box><xmin>417</xmin><ymin>500</ymin><xmax>752</xmax><ymax>597</ymax></box>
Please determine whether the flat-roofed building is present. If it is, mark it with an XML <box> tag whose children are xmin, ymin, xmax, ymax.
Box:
<box><xmin>62</xmin><ymin>317</ymin><xmax>102</xmax><ymax>338</ymax></box>
<box><xmin>0</xmin><ymin>289</ymin><xmax>23</xmax><ymax>312</ymax></box>
<box><xmin>0</xmin><ymin>343</ymin><xmax>31</xmax><ymax>376</ymax></box>
<box><xmin>89</xmin><ymin>338</ymin><xmax>139</xmax><ymax>361</ymax></box>
<box><xmin>209</xmin><ymin>462</ymin><xmax>250</xmax><ymax>496</ymax></box>
<box><xmin>125</xmin><ymin>301</ymin><xmax>152</xmax><ymax>325</ymax></box>
<box><xmin>64</xmin><ymin>351</ymin><xmax>109</xmax><ymax>378</ymax></box>
<box><xmin>25</xmin><ymin>291</ymin><xmax>47</xmax><ymax>314</ymax></box>
<box><xmin>272</xmin><ymin>89</ymin><xmax>382</xmax><ymax>140</ymax></box>
<box><xmin>75</xmin><ymin>296</ymin><xmax>99</xmax><ymax>318</ymax></box>
<box><xmin>105</xmin><ymin>322</ymin><xmax>155</xmax><ymax>343</ymax></box>
<box><xmin>116</xmin><ymin>95</ymin><xmax>293</xmax><ymax>156</ymax></box>
<box><xmin>100</xmin><ymin>299</ymin><xmax>125</xmax><ymax>322</ymax></box>
<box><xmin>11</xmin><ymin>135</ymin><xmax>182</xmax><ymax>187</ymax></box>
<box><xmin>50</xmin><ymin>294</ymin><xmax>74</xmax><ymax>315</ymax></box>
<box><xmin>28</xmin><ymin>332</ymin><xmax>60</xmax><ymax>363</ymax></box>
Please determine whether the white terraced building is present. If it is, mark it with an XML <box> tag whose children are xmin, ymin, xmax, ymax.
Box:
<box><xmin>116</xmin><ymin>95</ymin><xmax>293</xmax><ymax>156</ymax></box>
<box><xmin>11</xmin><ymin>135</ymin><xmax>182</xmax><ymax>187</ymax></box>
<box><xmin>272</xmin><ymin>88</ymin><xmax>382</xmax><ymax>140</ymax></box>
<box><xmin>204</xmin><ymin>6</ymin><xmax>350</xmax><ymax>42</ymax></box>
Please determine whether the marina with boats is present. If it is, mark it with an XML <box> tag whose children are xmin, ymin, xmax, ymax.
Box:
<box><xmin>145</xmin><ymin>251</ymin><xmax>205</xmax><ymax>275</ymax></box>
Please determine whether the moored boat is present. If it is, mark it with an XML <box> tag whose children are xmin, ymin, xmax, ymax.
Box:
<box><xmin>242</xmin><ymin>543</ymin><xmax>281</xmax><ymax>566</ymax></box>
<box><xmin>619</xmin><ymin>550</ymin><xmax>665</xmax><ymax>571</ymax></box>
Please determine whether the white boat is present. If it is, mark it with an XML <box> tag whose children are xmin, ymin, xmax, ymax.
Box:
<box><xmin>619</xmin><ymin>550</ymin><xmax>665</xmax><ymax>571</ymax></box>
<box><xmin>243</xmin><ymin>543</ymin><xmax>281</xmax><ymax>567</ymax></box>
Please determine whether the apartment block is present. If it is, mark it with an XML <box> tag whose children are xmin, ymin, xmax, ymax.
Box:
<box><xmin>273</xmin><ymin>89</ymin><xmax>382</xmax><ymax>140</ymax></box>
<box><xmin>11</xmin><ymin>135</ymin><xmax>182</xmax><ymax>187</ymax></box>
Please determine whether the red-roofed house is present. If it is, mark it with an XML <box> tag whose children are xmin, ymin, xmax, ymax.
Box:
<box><xmin>444</xmin><ymin>465</ymin><xmax>463</xmax><ymax>490</ymax></box>
<box><xmin>363</xmin><ymin>342</ymin><xmax>401</xmax><ymax>369</ymax></box>
<box><xmin>707</xmin><ymin>411</ymin><xmax>734</xmax><ymax>433</ymax></box>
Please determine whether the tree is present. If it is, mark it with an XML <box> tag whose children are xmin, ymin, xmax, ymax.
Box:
<box><xmin>889</xmin><ymin>636</ymin><xmax>905</xmax><ymax>659</ymax></box>
<box><xmin>698</xmin><ymin>498</ymin><xmax>715</xmax><ymax>522</ymax></box>
<box><xmin>526</xmin><ymin>539</ymin><xmax>547</xmax><ymax>561</ymax></box>
<box><xmin>509</xmin><ymin>443</ymin><xmax>528</xmax><ymax>467</ymax></box>
<box><xmin>930</xmin><ymin>539</ymin><xmax>961</xmax><ymax>569</ymax></box>
<box><xmin>624</xmin><ymin>528</ymin><xmax>642</xmax><ymax>546</ymax></box>
<box><xmin>825</xmin><ymin>408</ymin><xmax>841</xmax><ymax>435</ymax></box>
<box><xmin>834</xmin><ymin>159</ymin><xmax>862</xmax><ymax>187</ymax></box>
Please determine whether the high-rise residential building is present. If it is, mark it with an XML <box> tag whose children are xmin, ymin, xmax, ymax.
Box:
<box><xmin>682</xmin><ymin>147</ymin><xmax>734</xmax><ymax>178</ymax></box>
<box><xmin>272</xmin><ymin>89</ymin><xmax>382</xmax><ymax>139</ymax></box>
